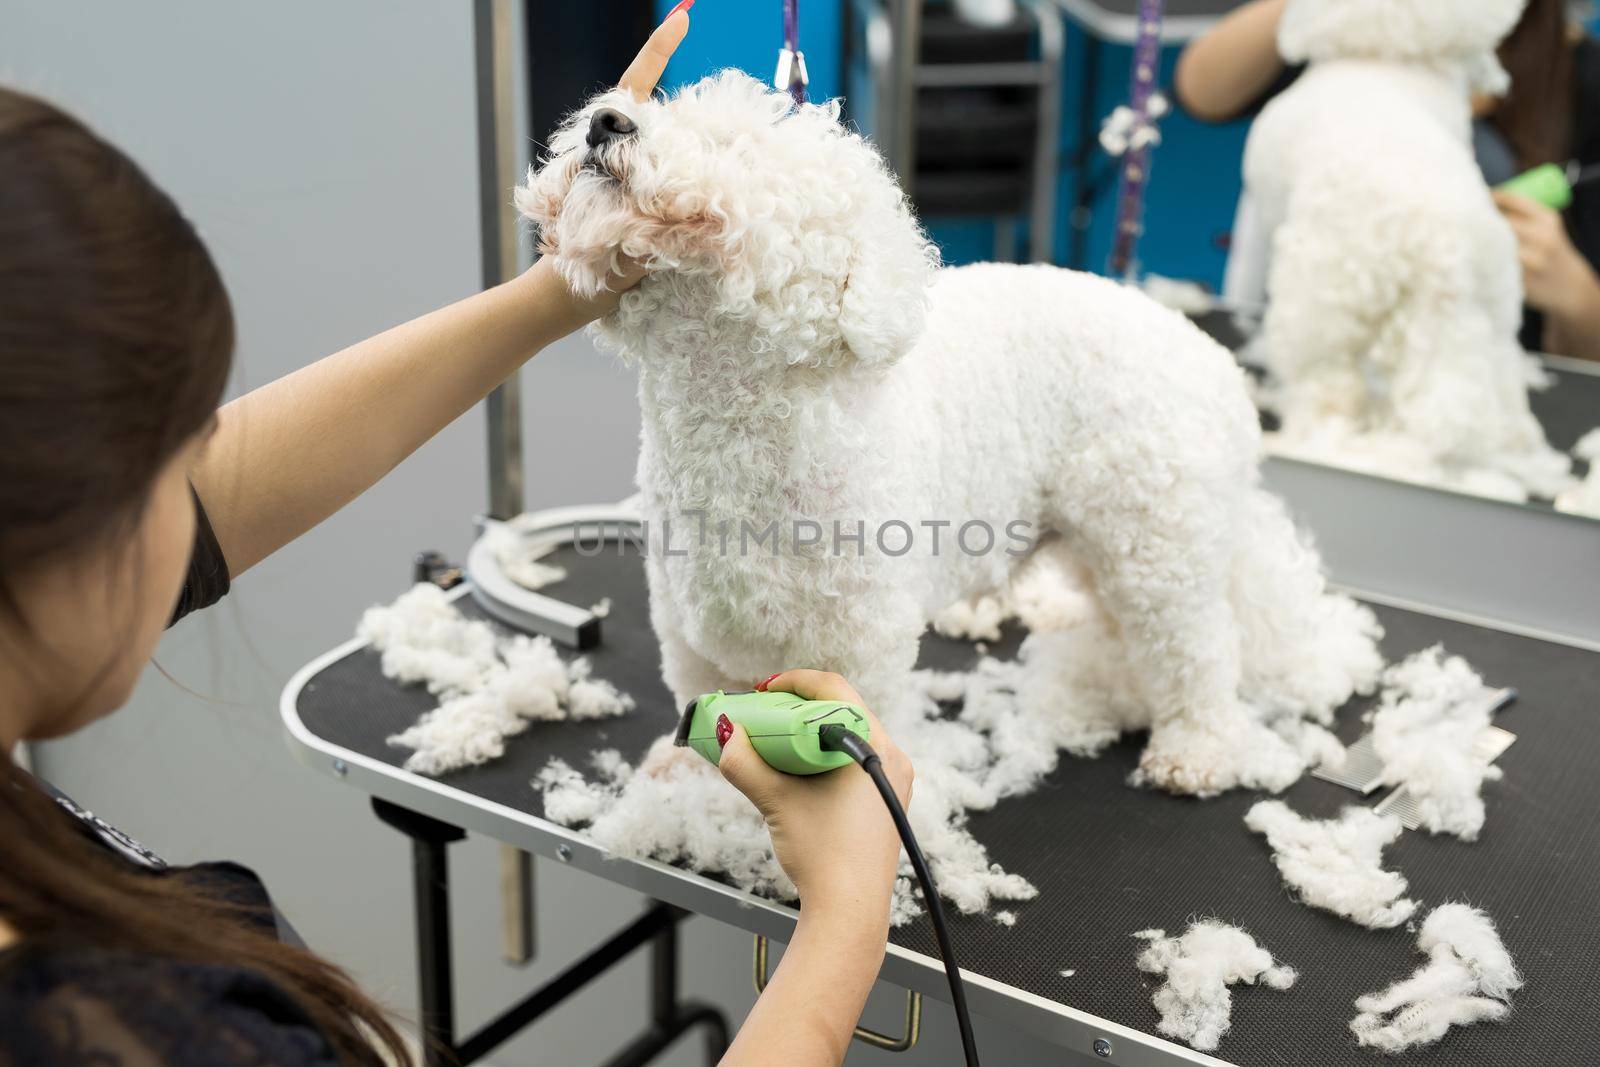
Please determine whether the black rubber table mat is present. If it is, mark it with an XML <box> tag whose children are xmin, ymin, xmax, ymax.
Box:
<box><xmin>1530</xmin><ymin>367</ymin><xmax>1600</xmax><ymax>456</ymax></box>
<box><xmin>296</xmin><ymin>543</ymin><xmax>1600</xmax><ymax>1065</ymax></box>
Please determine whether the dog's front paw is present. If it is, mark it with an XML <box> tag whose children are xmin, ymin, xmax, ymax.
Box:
<box><xmin>1133</xmin><ymin>740</ymin><xmax>1242</xmax><ymax>799</ymax></box>
<box><xmin>1134</xmin><ymin>718</ymin><xmax>1307</xmax><ymax>798</ymax></box>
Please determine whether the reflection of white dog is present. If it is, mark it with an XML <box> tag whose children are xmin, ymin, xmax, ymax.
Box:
<box><xmin>1246</xmin><ymin>0</ymin><xmax>1573</xmax><ymax>500</ymax></box>
<box><xmin>521</xmin><ymin>73</ymin><xmax>1380</xmax><ymax>796</ymax></box>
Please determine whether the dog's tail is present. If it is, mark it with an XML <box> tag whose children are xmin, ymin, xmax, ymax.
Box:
<box><xmin>1229</xmin><ymin>487</ymin><xmax>1384</xmax><ymax>721</ymax></box>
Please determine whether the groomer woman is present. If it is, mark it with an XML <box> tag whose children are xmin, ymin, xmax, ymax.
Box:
<box><xmin>0</xmin><ymin>11</ymin><xmax>912</xmax><ymax>1066</ymax></box>
<box><xmin>1176</xmin><ymin>0</ymin><xmax>1600</xmax><ymax>361</ymax></box>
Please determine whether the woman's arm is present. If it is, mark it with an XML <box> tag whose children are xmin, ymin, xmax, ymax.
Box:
<box><xmin>1173</xmin><ymin>0</ymin><xmax>1289</xmax><ymax>123</ymax></box>
<box><xmin>715</xmin><ymin>671</ymin><xmax>915</xmax><ymax>1066</ymax></box>
<box><xmin>190</xmin><ymin>12</ymin><xmax>690</xmax><ymax>576</ymax></box>
<box><xmin>1495</xmin><ymin>190</ymin><xmax>1600</xmax><ymax>362</ymax></box>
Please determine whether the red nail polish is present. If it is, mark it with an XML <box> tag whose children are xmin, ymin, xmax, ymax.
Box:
<box><xmin>755</xmin><ymin>673</ymin><xmax>780</xmax><ymax>692</ymax></box>
<box><xmin>667</xmin><ymin>0</ymin><xmax>694</xmax><ymax>17</ymax></box>
<box><xmin>715</xmin><ymin>714</ymin><xmax>733</xmax><ymax>748</ymax></box>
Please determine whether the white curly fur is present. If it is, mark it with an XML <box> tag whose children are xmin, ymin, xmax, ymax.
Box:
<box><xmin>1350</xmin><ymin>903</ymin><xmax>1523</xmax><ymax>1051</ymax></box>
<box><xmin>1135</xmin><ymin>921</ymin><xmax>1298</xmax><ymax>1052</ymax></box>
<box><xmin>521</xmin><ymin>71</ymin><xmax>1382</xmax><ymax>801</ymax></box>
<box><xmin>1248</xmin><ymin>0</ymin><xmax>1575</xmax><ymax>501</ymax></box>
<box><xmin>1370</xmin><ymin>646</ymin><xmax>1504</xmax><ymax>840</ymax></box>
<box><xmin>1244</xmin><ymin>800</ymin><xmax>1417</xmax><ymax>929</ymax></box>
<box><xmin>360</xmin><ymin>585</ymin><xmax>635</xmax><ymax>775</ymax></box>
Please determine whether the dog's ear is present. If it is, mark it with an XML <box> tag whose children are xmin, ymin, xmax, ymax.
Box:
<box><xmin>837</xmin><ymin>201</ymin><xmax>939</xmax><ymax>367</ymax></box>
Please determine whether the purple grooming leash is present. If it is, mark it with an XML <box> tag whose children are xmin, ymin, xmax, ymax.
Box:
<box><xmin>1106</xmin><ymin>0</ymin><xmax>1167</xmax><ymax>280</ymax></box>
<box><xmin>776</xmin><ymin>0</ymin><xmax>808</xmax><ymax>103</ymax></box>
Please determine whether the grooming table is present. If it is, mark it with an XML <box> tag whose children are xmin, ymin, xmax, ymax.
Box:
<box><xmin>283</xmin><ymin>529</ymin><xmax>1600</xmax><ymax>1066</ymax></box>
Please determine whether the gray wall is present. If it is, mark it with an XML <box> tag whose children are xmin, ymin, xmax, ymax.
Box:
<box><xmin>2</xmin><ymin>3</ymin><xmax>1066</xmax><ymax>1064</ymax></box>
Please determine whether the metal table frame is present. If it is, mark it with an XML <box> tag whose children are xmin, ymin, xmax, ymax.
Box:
<box><xmin>367</xmin><ymin>796</ymin><xmax>728</xmax><ymax>1067</ymax></box>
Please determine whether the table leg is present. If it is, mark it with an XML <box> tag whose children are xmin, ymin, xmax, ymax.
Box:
<box><xmin>372</xmin><ymin>797</ymin><xmax>729</xmax><ymax>1066</ymax></box>
<box><xmin>373</xmin><ymin>799</ymin><xmax>466</xmax><ymax>1066</ymax></box>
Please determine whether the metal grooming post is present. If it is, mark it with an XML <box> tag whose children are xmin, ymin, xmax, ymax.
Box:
<box><xmin>1022</xmin><ymin>0</ymin><xmax>1065</xmax><ymax>263</ymax></box>
<box><xmin>885</xmin><ymin>0</ymin><xmax>923</xmax><ymax>195</ymax></box>
<box><xmin>474</xmin><ymin>0</ymin><xmax>537</xmax><ymax>968</ymax></box>
<box><xmin>476</xmin><ymin>0</ymin><xmax>525</xmax><ymax>523</ymax></box>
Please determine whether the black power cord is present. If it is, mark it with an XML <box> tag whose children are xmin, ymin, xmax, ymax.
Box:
<box><xmin>819</xmin><ymin>724</ymin><xmax>980</xmax><ymax>1067</ymax></box>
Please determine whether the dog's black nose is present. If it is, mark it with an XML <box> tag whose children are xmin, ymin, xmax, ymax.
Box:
<box><xmin>587</xmin><ymin>107</ymin><xmax>637</xmax><ymax>148</ymax></box>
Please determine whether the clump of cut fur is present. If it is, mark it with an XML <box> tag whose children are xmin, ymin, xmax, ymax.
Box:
<box><xmin>1135</xmin><ymin>922</ymin><xmax>1298</xmax><ymax>1052</ymax></box>
<box><xmin>360</xmin><ymin>584</ymin><xmax>634</xmax><ymax>775</ymax></box>
<box><xmin>535</xmin><ymin>732</ymin><xmax>1038</xmax><ymax>926</ymax></box>
<box><xmin>1244</xmin><ymin>800</ymin><xmax>1417</xmax><ymax>928</ymax></box>
<box><xmin>1370</xmin><ymin>646</ymin><xmax>1504</xmax><ymax>840</ymax></box>
<box><xmin>483</xmin><ymin>523</ymin><xmax>568</xmax><ymax>591</ymax></box>
<box><xmin>1351</xmin><ymin>903</ymin><xmax>1522</xmax><ymax>1051</ymax></box>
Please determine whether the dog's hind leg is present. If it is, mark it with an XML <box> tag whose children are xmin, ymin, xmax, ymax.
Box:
<box><xmin>1229</xmin><ymin>487</ymin><xmax>1384</xmax><ymax>719</ymax></box>
<box><xmin>1059</xmin><ymin>479</ymin><xmax>1305</xmax><ymax>797</ymax></box>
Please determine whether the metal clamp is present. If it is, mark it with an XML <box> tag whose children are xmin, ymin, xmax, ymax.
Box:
<box><xmin>753</xmin><ymin>935</ymin><xmax>922</xmax><ymax>1052</ymax></box>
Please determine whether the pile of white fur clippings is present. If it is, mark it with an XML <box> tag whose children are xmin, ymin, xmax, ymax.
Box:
<box><xmin>1369</xmin><ymin>646</ymin><xmax>1504</xmax><ymax>840</ymax></box>
<box><xmin>359</xmin><ymin>583</ymin><xmax>634</xmax><ymax>776</ymax></box>
<box><xmin>1244</xmin><ymin>801</ymin><xmax>1417</xmax><ymax>929</ymax></box>
<box><xmin>1555</xmin><ymin>427</ymin><xmax>1600</xmax><ymax>518</ymax></box>
<box><xmin>1351</xmin><ymin>903</ymin><xmax>1522</xmax><ymax>1052</ymax></box>
<box><xmin>534</xmin><ymin>692</ymin><xmax>1042</xmax><ymax>927</ymax></box>
<box><xmin>527</xmin><ymin>564</ymin><xmax>1384</xmax><ymax>928</ymax></box>
<box><xmin>932</xmin><ymin>541</ymin><xmax>1377</xmax><ymax>798</ymax></box>
<box><xmin>1134</xmin><ymin>921</ymin><xmax>1298</xmax><ymax>1052</ymax></box>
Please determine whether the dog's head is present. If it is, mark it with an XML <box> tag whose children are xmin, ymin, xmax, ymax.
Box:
<box><xmin>1279</xmin><ymin>0</ymin><xmax>1528</xmax><ymax>93</ymax></box>
<box><xmin>517</xmin><ymin>71</ymin><xmax>939</xmax><ymax>370</ymax></box>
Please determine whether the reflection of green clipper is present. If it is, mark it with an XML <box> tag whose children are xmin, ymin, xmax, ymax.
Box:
<box><xmin>674</xmin><ymin>690</ymin><xmax>871</xmax><ymax>775</ymax></box>
<box><xmin>1498</xmin><ymin>161</ymin><xmax>1600</xmax><ymax>212</ymax></box>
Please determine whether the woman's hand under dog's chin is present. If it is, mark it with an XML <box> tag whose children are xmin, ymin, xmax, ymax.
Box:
<box><xmin>520</xmin><ymin>254</ymin><xmax>648</xmax><ymax>336</ymax></box>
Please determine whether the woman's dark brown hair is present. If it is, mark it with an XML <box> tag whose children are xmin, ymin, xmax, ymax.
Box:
<box><xmin>0</xmin><ymin>87</ymin><xmax>411</xmax><ymax>1067</ymax></box>
<box><xmin>1494</xmin><ymin>0</ymin><xmax>1578</xmax><ymax>170</ymax></box>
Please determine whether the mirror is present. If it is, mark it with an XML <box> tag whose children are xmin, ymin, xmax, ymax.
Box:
<box><xmin>847</xmin><ymin>0</ymin><xmax>1600</xmax><ymax>521</ymax></box>
<box><xmin>1172</xmin><ymin>0</ymin><xmax>1600</xmax><ymax>519</ymax></box>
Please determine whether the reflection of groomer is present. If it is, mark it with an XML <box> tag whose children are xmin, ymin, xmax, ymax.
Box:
<box><xmin>1177</xmin><ymin>0</ymin><xmax>1600</xmax><ymax>362</ymax></box>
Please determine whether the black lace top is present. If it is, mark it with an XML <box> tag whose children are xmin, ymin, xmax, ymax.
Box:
<box><xmin>0</xmin><ymin>492</ymin><xmax>348</xmax><ymax>1066</ymax></box>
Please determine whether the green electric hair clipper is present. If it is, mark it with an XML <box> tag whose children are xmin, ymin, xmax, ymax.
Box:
<box><xmin>674</xmin><ymin>689</ymin><xmax>871</xmax><ymax>775</ymax></box>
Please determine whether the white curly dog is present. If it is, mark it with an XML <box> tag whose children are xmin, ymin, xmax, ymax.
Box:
<box><xmin>521</xmin><ymin>72</ymin><xmax>1381</xmax><ymax>796</ymax></box>
<box><xmin>1246</xmin><ymin>0</ymin><xmax>1572</xmax><ymax>500</ymax></box>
